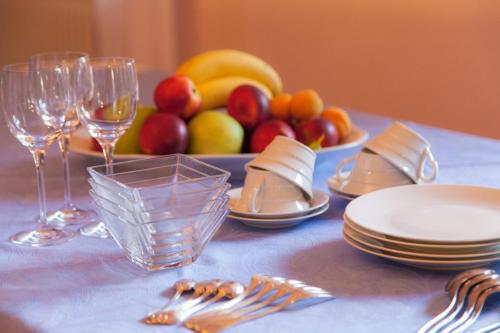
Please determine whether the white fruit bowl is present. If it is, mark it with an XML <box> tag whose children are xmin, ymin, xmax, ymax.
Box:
<box><xmin>70</xmin><ymin>126</ymin><xmax>368</xmax><ymax>179</ymax></box>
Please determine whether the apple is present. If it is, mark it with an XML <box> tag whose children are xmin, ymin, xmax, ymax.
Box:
<box><xmin>250</xmin><ymin>119</ymin><xmax>296</xmax><ymax>153</ymax></box>
<box><xmin>139</xmin><ymin>112</ymin><xmax>188</xmax><ymax>154</ymax></box>
<box><xmin>188</xmin><ymin>111</ymin><xmax>244</xmax><ymax>154</ymax></box>
<box><xmin>115</xmin><ymin>105</ymin><xmax>157</xmax><ymax>154</ymax></box>
<box><xmin>295</xmin><ymin>117</ymin><xmax>339</xmax><ymax>149</ymax></box>
<box><xmin>227</xmin><ymin>85</ymin><xmax>270</xmax><ymax>131</ymax></box>
<box><xmin>154</xmin><ymin>75</ymin><xmax>201</xmax><ymax>119</ymax></box>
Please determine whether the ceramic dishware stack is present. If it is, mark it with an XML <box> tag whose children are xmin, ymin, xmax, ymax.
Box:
<box><xmin>328</xmin><ymin>122</ymin><xmax>439</xmax><ymax>198</ymax></box>
<box><xmin>342</xmin><ymin>184</ymin><xmax>500</xmax><ymax>270</ymax></box>
<box><xmin>87</xmin><ymin>154</ymin><xmax>231</xmax><ymax>271</ymax></box>
<box><xmin>228</xmin><ymin>136</ymin><xmax>330</xmax><ymax>229</ymax></box>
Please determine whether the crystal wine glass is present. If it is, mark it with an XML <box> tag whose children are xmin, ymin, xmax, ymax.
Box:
<box><xmin>0</xmin><ymin>63</ymin><xmax>75</xmax><ymax>246</ymax></box>
<box><xmin>29</xmin><ymin>51</ymin><xmax>95</xmax><ymax>227</ymax></box>
<box><xmin>77</xmin><ymin>57</ymin><xmax>138</xmax><ymax>238</ymax></box>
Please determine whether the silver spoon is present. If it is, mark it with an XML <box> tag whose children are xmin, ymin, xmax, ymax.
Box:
<box><xmin>184</xmin><ymin>275</ymin><xmax>267</xmax><ymax>330</ymax></box>
<box><xmin>144</xmin><ymin>279</ymin><xmax>196</xmax><ymax>324</ymax></box>
<box><xmin>147</xmin><ymin>279</ymin><xmax>223</xmax><ymax>325</ymax></box>
<box><xmin>178</xmin><ymin>281</ymin><xmax>245</xmax><ymax>324</ymax></box>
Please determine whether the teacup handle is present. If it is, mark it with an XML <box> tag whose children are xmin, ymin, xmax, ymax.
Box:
<box><xmin>416</xmin><ymin>147</ymin><xmax>438</xmax><ymax>183</ymax></box>
<box><xmin>335</xmin><ymin>156</ymin><xmax>356</xmax><ymax>182</ymax></box>
<box><xmin>247</xmin><ymin>175</ymin><xmax>265</xmax><ymax>213</ymax></box>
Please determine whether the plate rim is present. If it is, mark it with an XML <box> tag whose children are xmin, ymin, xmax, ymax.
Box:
<box><xmin>344</xmin><ymin>214</ymin><xmax>500</xmax><ymax>248</ymax></box>
<box><xmin>228</xmin><ymin>202</ymin><xmax>329</xmax><ymax>224</ymax></box>
<box><xmin>344</xmin><ymin>223</ymin><xmax>500</xmax><ymax>258</ymax></box>
<box><xmin>345</xmin><ymin>184</ymin><xmax>500</xmax><ymax>244</ymax></box>
<box><xmin>69</xmin><ymin>125</ymin><xmax>369</xmax><ymax>160</ymax></box>
<box><xmin>342</xmin><ymin>231</ymin><xmax>500</xmax><ymax>265</ymax></box>
<box><xmin>227</xmin><ymin>187</ymin><xmax>329</xmax><ymax>219</ymax></box>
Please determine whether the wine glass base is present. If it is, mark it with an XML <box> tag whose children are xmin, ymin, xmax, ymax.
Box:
<box><xmin>79</xmin><ymin>222</ymin><xmax>110</xmax><ymax>239</ymax></box>
<box><xmin>47</xmin><ymin>205</ymin><xmax>97</xmax><ymax>228</ymax></box>
<box><xmin>10</xmin><ymin>228</ymin><xmax>76</xmax><ymax>247</ymax></box>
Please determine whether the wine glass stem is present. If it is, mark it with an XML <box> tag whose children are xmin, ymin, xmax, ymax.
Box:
<box><xmin>59</xmin><ymin>133</ymin><xmax>72</xmax><ymax>206</ymax></box>
<box><xmin>101</xmin><ymin>142</ymin><xmax>115</xmax><ymax>175</ymax></box>
<box><xmin>31</xmin><ymin>150</ymin><xmax>48</xmax><ymax>225</ymax></box>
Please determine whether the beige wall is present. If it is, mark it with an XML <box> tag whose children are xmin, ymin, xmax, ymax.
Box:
<box><xmin>1</xmin><ymin>0</ymin><xmax>499</xmax><ymax>139</ymax></box>
<box><xmin>177</xmin><ymin>0</ymin><xmax>500</xmax><ymax>139</ymax></box>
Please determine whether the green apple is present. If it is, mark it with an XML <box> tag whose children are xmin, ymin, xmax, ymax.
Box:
<box><xmin>103</xmin><ymin>95</ymin><xmax>133</xmax><ymax>121</ymax></box>
<box><xmin>115</xmin><ymin>105</ymin><xmax>158</xmax><ymax>154</ymax></box>
<box><xmin>188</xmin><ymin>111</ymin><xmax>244</xmax><ymax>154</ymax></box>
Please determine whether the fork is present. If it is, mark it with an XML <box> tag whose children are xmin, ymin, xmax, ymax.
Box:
<box><xmin>472</xmin><ymin>322</ymin><xmax>500</xmax><ymax>333</ymax></box>
<box><xmin>193</xmin><ymin>281</ymin><xmax>333</xmax><ymax>333</ymax></box>
<box><xmin>441</xmin><ymin>277</ymin><xmax>500</xmax><ymax>333</ymax></box>
<box><xmin>417</xmin><ymin>269</ymin><xmax>496</xmax><ymax>333</ymax></box>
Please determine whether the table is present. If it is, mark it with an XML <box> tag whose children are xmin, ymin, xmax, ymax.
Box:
<box><xmin>1</xmin><ymin>111</ymin><xmax>499</xmax><ymax>333</ymax></box>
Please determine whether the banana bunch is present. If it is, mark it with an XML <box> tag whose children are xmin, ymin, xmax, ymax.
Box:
<box><xmin>176</xmin><ymin>49</ymin><xmax>283</xmax><ymax>111</ymax></box>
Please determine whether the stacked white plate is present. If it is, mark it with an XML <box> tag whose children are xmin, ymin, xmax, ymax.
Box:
<box><xmin>227</xmin><ymin>187</ymin><xmax>330</xmax><ymax>229</ymax></box>
<box><xmin>343</xmin><ymin>184</ymin><xmax>500</xmax><ymax>270</ymax></box>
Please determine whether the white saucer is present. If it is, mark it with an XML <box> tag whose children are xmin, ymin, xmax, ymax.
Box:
<box><xmin>327</xmin><ymin>172</ymin><xmax>361</xmax><ymax>199</ymax></box>
<box><xmin>227</xmin><ymin>188</ymin><xmax>330</xmax><ymax>219</ymax></box>
<box><xmin>228</xmin><ymin>203</ymin><xmax>329</xmax><ymax>229</ymax></box>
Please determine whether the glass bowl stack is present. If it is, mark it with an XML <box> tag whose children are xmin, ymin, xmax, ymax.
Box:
<box><xmin>87</xmin><ymin>154</ymin><xmax>231</xmax><ymax>271</ymax></box>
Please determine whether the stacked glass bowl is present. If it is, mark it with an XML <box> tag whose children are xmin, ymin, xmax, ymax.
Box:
<box><xmin>87</xmin><ymin>154</ymin><xmax>231</xmax><ymax>271</ymax></box>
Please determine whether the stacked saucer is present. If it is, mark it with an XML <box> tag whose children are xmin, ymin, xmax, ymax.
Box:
<box><xmin>228</xmin><ymin>136</ymin><xmax>329</xmax><ymax>229</ymax></box>
<box><xmin>342</xmin><ymin>184</ymin><xmax>500</xmax><ymax>270</ymax></box>
<box><xmin>228</xmin><ymin>188</ymin><xmax>329</xmax><ymax>229</ymax></box>
<box><xmin>328</xmin><ymin>122</ymin><xmax>438</xmax><ymax>199</ymax></box>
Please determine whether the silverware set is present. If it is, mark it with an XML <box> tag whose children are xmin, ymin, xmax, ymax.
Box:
<box><xmin>144</xmin><ymin>275</ymin><xmax>334</xmax><ymax>332</ymax></box>
<box><xmin>418</xmin><ymin>268</ymin><xmax>500</xmax><ymax>333</ymax></box>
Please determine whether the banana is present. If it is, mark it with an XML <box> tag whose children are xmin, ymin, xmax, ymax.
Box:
<box><xmin>176</xmin><ymin>49</ymin><xmax>283</xmax><ymax>95</ymax></box>
<box><xmin>197</xmin><ymin>76</ymin><xmax>273</xmax><ymax>111</ymax></box>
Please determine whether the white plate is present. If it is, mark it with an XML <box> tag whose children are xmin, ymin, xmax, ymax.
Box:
<box><xmin>69</xmin><ymin>125</ymin><xmax>368</xmax><ymax>179</ymax></box>
<box><xmin>343</xmin><ymin>223</ymin><xmax>500</xmax><ymax>258</ymax></box>
<box><xmin>227</xmin><ymin>187</ymin><xmax>329</xmax><ymax>219</ymax></box>
<box><xmin>228</xmin><ymin>203</ymin><xmax>329</xmax><ymax>229</ymax></box>
<box><xmin>345</xmin><ymin>184</ymin><xmax>500</xmax><ymax>244</ymax></box>
<box><xmin>342</xmin><ymin>232</ymin><xmax>500</xmax><ymax>270</ymax></box>
<box><xmin>344</xmin><ymin>215</ymin><xmax>500</xmax><ymax>249</ymax></box>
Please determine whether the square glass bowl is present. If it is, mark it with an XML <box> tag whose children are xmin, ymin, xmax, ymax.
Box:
<box><xmin>87</xmin><ymin>154</ymin><xmax>231</xmax><ymax>271</ymax></box>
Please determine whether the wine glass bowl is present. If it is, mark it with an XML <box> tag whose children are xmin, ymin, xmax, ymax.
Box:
<box><xmin>77</xmin><ymin>57</ymin><xmax>138</xmax><ymax>238</ymax></box>
<box><xmin>29</xmin><ymin>51</ymin><xmax>95</xmax><ymax>227</ymax></box>
<box><xmin>1</xmin><ymin>62</ymin><xmax>75</xmax><ymax>246</ymax></box>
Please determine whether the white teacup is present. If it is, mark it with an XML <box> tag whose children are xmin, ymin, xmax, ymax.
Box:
<box><xmin>247</xmin><ymin>136</ymin><xmax>316</xmax><ymax>199</ymax></box>
<box><xmin>364</xmin><ymin>122</ymin><xmax>438</xmax><ymax>184</ymax></box>
<box><xmin>335</xmin><ymin>149</ymin><xmax>413</xmax><ymax>195</ymax></box>
<box><xmin>234</xmin><ymin>166</ymin><xmax>310</xmax><ymax>214</ymax></box>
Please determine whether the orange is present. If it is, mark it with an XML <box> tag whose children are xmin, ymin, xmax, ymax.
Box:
<box><xmin>322</xmin><ymin>106</ymin><xmax>352</xmax><ymax>141</ymax></box>
<box><xmin>289</xmin><ymin>89</ymin><xmax>323</xmax><ymax>120</ymax></box>
<box><xmin>269</xmin><ymin>93</ymin><xmax>292</xmax><ymax>119</ymax></box>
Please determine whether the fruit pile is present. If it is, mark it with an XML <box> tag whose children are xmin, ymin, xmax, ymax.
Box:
<box><xmin>94</xmin><ymin>49</ymin><xmax>352</xmax><ymax>155</ymax></box>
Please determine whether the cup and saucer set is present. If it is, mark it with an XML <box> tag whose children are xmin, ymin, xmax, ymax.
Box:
<box><xmin>327</xmin><ymin>121</ymin><xmax>439</xmax><ymax>199</ymax></box>
<box><xmin>227</xmin><ymin>136</ymin><xmax>330</xmax><ymax>229</ymax></box>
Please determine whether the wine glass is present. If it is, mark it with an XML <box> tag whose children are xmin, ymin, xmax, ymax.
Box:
<box><xmin>77</xmin><ymin>57</ymin><xmax>138</xmax><ymax>238</ymax></box>
<box><xmin>0</xmin><ymin>63</ymin><xmax>75</xmax><ymax>246</ymax></box>
<box><xmin>29</xmin><ymin>51</ymin><xmax>95</xmax><ymax>227</ymax></box>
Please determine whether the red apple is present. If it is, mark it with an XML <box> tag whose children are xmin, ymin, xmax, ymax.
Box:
<box><xmin>154</xmin><ymin>76</ymin><xmax>201</xmax><ymax>119</ymax></box>
<box><xmin>139</xmin><ymin>112</ymin><xmax>188</xmax><ymax>154</ymax></box>
<box><xmin>227</xmin><ymin>85</ymin><xmax>270</xmax><ymax>130</ymax></box>
<box><xmin>250</xmin><ymin>119</ymin><xmax>296</xmax><ymax>153</ymax></box>
<box><xmin>295</xmin><ymin>117</ymin><xmax>339</xmax><ymax>149</ymax></box>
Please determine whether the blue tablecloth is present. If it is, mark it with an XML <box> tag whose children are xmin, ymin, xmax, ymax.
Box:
<box><xmin>1</xmin><ymin>111</ymin><xmax>499</xmax><ymax>333</ymax></box>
